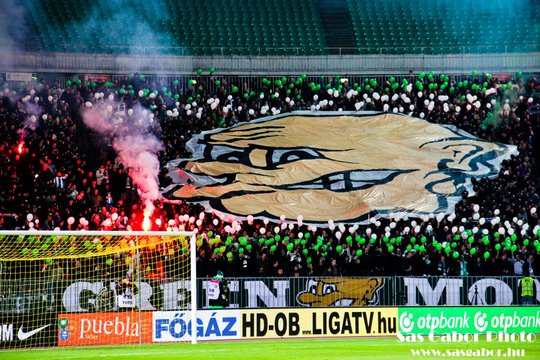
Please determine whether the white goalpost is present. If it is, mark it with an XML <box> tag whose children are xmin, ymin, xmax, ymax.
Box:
<box><xmin>0</xmin><ymin>230</ymin><xmax>198</xmax><ymax>347</ymax></box>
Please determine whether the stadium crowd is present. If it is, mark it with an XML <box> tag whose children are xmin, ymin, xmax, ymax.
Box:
<box><xmin>0</xmin><ymin>71</ymin><xmax>539</xmax><ymax>279</ymax></box>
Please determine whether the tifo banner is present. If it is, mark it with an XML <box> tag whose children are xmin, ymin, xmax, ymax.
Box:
<box><xmin>164</xmin><ymin>111</ymin><xmax>517</xmax><ymax>225</ymax></box>
<box><xmin>153</xmin><ymin>310</ymin><xmax>240</xmax><ymax>342</ymax></box>
<box><xmin>241</xmin><ymin>308</ymin><xmax>397</xmax><ymax>338</ymax></box>
<box><xmin>197</xmin><ymin>276</ymin><xmax>538</xmax><ymax>308</ymax></box>
<box><xmin>398</xmin><ymin>307</ymin><xmax>540</xmax><ymax>335</ymax></box>
<box><xmin>0</xmin><ymin>312</ymin><xmax>57</xmax><ymax>348</ymax></box>
<box><xmin>2</xmin><ymin>276</ymin><xmax>538</xmax><ymax>313</ymax></box>
<box><xmin>57</xmin><ymin>312</ymin><xmax>152</xmax><ymax>346</ymax></box>
<box><xmin>60</xmin><ymin>279</ymin><xmax>190</xmax><ymax>312</ymax></box>
<box><xmin>199</xmin><ymin>277</ymin><xmax>385</xmax><ymax>309</ymax></box>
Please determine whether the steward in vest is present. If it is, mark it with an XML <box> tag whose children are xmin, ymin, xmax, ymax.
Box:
<box><xmin>519</xmin><ymin>267</ymin><xmax>537</xmax><ymax>306</ymax></box>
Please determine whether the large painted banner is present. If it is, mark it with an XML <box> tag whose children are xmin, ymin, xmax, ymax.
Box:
<box><xmin>164</xmin><ymin>111</ymin><xmax>516</xmax><ymax>224</ymax></box>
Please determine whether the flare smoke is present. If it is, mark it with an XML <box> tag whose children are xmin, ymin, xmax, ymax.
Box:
<box><xmin>82</xmin><ymin>102</ymin><xmax>163</xmax><ymax>214</ymax></box>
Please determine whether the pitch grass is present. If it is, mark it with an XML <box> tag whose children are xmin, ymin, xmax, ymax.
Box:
<box><xmin>2</xmin><ymin>337</ymin><xmax>539</xmax><ymax>360</ymax></box>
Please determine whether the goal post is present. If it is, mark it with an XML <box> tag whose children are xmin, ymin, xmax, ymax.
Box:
<box><xmin>0</xmin><ymin>230</ymin><xmax>198</xmax><ymax>347</ymax></box>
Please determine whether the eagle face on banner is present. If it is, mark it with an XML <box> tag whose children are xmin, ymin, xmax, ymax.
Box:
<box><xmin>164</xmin><ymin>112</ymin><xmax>517</xmax><ymax>225</ymax></box>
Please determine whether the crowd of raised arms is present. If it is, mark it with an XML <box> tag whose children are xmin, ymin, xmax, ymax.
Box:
<box><xmin>0</xmin><ymin>71</ymin><xmax>539</xmax><ymax>278</ymax></box>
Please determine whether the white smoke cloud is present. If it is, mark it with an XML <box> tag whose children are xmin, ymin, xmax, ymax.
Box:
<box><xmin>82</xmin><ymin>101</ymin><xmax>163</xmax><ymax>214</ymax></box>
<box><xmin>0</xmin><ymin>0</ymin><xmax>30</xmax><ymax>68</ymax></box>
<box><xmin>113</xmin><ymin>135</ymin><xmax>162</xmax><ymax>213</ymax></box>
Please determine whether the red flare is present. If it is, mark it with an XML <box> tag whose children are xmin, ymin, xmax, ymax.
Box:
<box><xmin>142</xmin><ymin>214</ymin><xmax>151</xmax><ymax>231</ymax></box>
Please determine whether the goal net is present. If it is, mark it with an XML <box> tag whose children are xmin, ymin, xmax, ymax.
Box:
<box><xmin>0</xmin><ymin>230</ymin><xmax>197</xmax><ymax>348</ymax></box>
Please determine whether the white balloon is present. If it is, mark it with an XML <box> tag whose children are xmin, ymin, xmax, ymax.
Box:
<box><xmin>259</xmin><ymin>227</ymin><xmax>266</xmax><ymax>235</ymax></box>
<box><xmin>67</xmin><ymin>217</ymin><xmax>75</xmax><ymax>225</ymax></box>
<box><xmin>213</xmin><ymin>219</ymin><xmax>219</xmax><ymax>226</ymax></box>
<box><xmin>274</xmin><ymin>226</ymin><xmax>280</xmax><ymax>234</ymax></box>
<box><xmin>26</xmin><ymin>213</ymin><xmax>33</xmax><ymax>222</ymax></box>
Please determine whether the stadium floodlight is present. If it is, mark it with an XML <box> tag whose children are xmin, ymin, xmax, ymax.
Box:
<box><xmin>0</xmin><ymin>230</ymin><xmax>197</xmax><ymax>347</ymax></box>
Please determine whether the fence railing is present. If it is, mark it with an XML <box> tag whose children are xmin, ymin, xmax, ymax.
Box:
<box><xmin>1</xmin><ymin>276</ymin><xmax>538</xmax><ymax>313</ymax></box>
<box><xmin>28</xmin><ymin>44</ymin><xmax>540</xmax><ymax>56</ymax></box>
<box><xmin>2</xmin><ymin>50</ymin><xmax>539</xmax><ymax>75</ymax></box>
